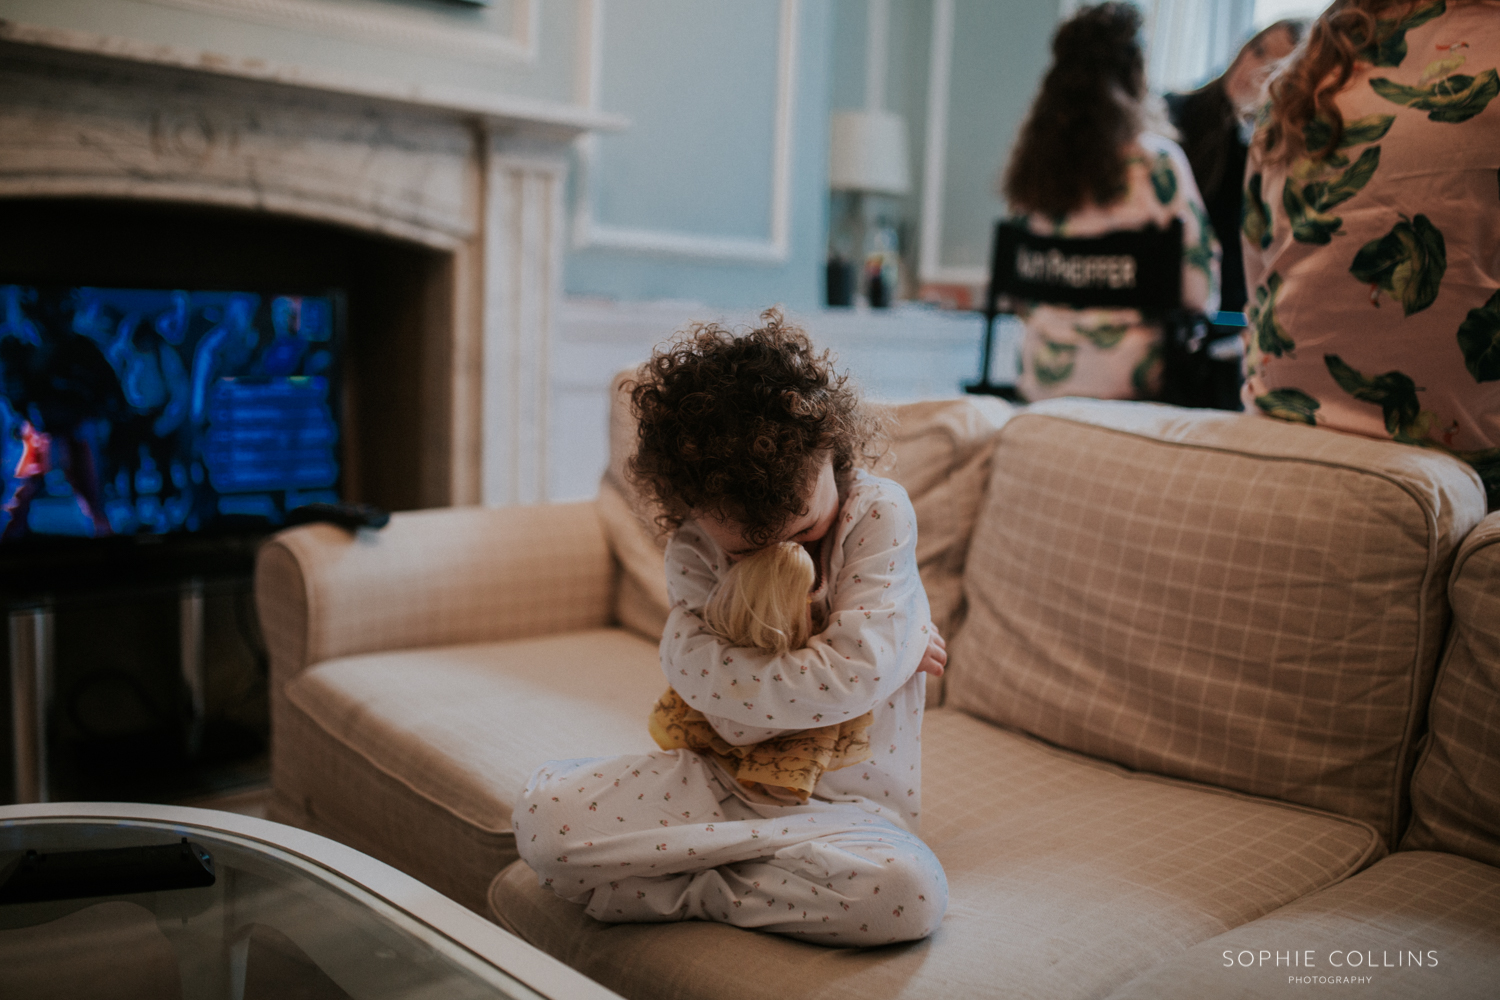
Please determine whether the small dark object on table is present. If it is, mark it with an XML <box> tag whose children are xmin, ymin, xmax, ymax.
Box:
<box><xmin>283</xmin><ymin>502</ymin><xmax>390</xmax><ymax>531</ymax></box>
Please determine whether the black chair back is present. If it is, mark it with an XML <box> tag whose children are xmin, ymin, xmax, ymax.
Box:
<box><xmin>966</xmin><ymin>217</ymin><xmax>1241</xmax><ymax>410</ymax></box>
<box><xmin>987</xmin><ymin>218</ymin><xmax>1184</xmax><ymax>316</ymax></box>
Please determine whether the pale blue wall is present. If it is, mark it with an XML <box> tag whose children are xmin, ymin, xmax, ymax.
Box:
<box><xmin>829</xmin><ymin>0</ymin><xmax>869</xmax><ymax>111</ymax></box>
<box><xmin>0</xmin><ymin>0</ymin><xmax>1062</xmax><ymax>305</ymax></box>
<box><xmin>585</xmin><ymin>3</ymin><xmax>781</xmax><ymax>240</ymax></box>
<box><xmin>827</xmin><ymin>0</ymin><xmax>1057</xmax><ymax>284</ymax></box>
<box><xmin>562</xmin><ymin>0</ymin><xmax>835</xmax><ymax>311</ymax></box>
<box><xmin>563</xmin><ymin>0</ymin><xmax>1058</xmax><ymax>305</ymax></box>
<box><xmin>940</xmin><ymin>1</ymin><xmax>1056</xmax><ymax>272</ymax></box>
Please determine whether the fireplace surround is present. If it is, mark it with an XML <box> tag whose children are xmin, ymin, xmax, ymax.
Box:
<box><xmin>0</xmin><ymin>20</ymin><xmax>623</xmax><ymax>510</ymax></box>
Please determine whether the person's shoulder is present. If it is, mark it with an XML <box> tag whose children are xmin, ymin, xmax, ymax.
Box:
<box><xmin>1441</xmin><ymin>1</ymin><xmax>1500</xmax><ymax>33</ymax></box>
<box><xmin>1133</xmin><ymin>131</ymin><xmax>1207</xmax><ymax>207</ymax></box>
<box><xmin>841</xmin><ymin>471</ymin><xmax>916</xmax><ymax>527</ymax></box>
<box><xmin>665</xmin><ymin>519</ymin><xmax>717</xmax><ymax>559</ymax></box>
<box><xmin>847</xmin><ymin>469</ymin><xmax>910</xmax><ymax>503</ymax></box>
<box><xmin>1137</xmin><ymin>131</ymin><xmax>1189</xmax><ymax>160</ymax></box>
<box><xmin>1117</xmin><ymin>132</ymin><xmax>1188</xmax><ymax>181</ymax></box>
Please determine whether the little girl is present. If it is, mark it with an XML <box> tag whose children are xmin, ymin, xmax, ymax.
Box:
<box><xmin>514</xmin><ymin>311</ymin><xmax>948</xmax><ymax>944</ymax></box>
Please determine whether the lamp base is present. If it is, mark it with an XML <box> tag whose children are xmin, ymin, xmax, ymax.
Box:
<box><xmin>826</xmin><ymin>259</ymin><xmax>854</xmax><ymax>307</ymax></box>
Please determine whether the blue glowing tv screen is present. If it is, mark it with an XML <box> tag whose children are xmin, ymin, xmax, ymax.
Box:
<box><xmin>0</xmin><ymin>284</ymin><xmax>343</xmax><ymax>543</ymax></box>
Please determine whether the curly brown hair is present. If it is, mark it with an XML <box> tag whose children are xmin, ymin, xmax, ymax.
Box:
<box><xmin>1260</xmin><ymin>0</ymin><xmax>1455</xmax><ymax>164</ymax></box>
<box><xmin>627</xmin><ymin>310</ymin><xmax>881</xmax><ymax>545</ymax></box>
<box><xmin>1003</xmin><ymin>2</ymin><xmax>1146</xmax><ymax>218</ymax></box>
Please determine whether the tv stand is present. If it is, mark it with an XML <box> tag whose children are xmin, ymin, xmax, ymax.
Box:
<box><xmin>8</xmin><ymin>577</ymin><xmax>211</xmax><ymax>804</ymax></box>
<box><xmin>180</xmin><ymin>578</ymin><xmax>207</xmax><ymax>759</ymax></box>
<box><xmin>8</xmin><ymin>603</ymin><xmax>51</xmax><ymax>804</ymax></box>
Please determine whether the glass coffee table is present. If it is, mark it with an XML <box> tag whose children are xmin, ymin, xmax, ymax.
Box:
<box><xmin>0</xmin><ymin>802</ymin><xmax>621</xmax><ymax>1000</ymax></box>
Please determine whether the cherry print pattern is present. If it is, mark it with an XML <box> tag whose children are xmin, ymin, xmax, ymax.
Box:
<box><xmin>513</xmin><ymin>472</ymin><xmax>944</xmax><ymax>944</ymax></box>
<box><xmin>514</xmin><ymin>749</ymin><xmax>946</xmax><ymax>944</ymax></box>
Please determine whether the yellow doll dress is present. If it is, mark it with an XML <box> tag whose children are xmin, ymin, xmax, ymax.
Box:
<box><xmin>648</xmin><ymin>687</ymin><xmax>872</xmax><ymax>803</ymax></box>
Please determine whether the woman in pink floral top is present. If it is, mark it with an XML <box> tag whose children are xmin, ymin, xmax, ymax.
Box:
<box><xmin>1243</xmin><ymin>0</ymin><xmax>1500</xmax><ymax>508</ymax></box>
<box><xmin>1004</xmin><ymin>2</ymin><xmax>1221</xmax><ymax>402</ymax></box>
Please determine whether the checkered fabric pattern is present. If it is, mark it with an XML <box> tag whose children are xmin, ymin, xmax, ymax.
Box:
<box><xmin>489</xmin><ymin>706</ymin><xmax>1383</xmax><ymax>1000</ymax></box>
<box><xmin>947</xmin><ymin>400</ymin><xmax>1487</xmax><ymax>846</ymax></box>
<box><xmin>275</xmin><ymin>628</ymin><xmax>663</xmax><ymax>911</ymax></box>
<box><xmin>870</xmin><ymin>397</ymin><xmax>1014</xmax><ymax>668</ymax></box>
<box><xmin>1404</xmin><ymin>513</ymin><xmax>1500</xmax><ymax>867</ymax></box>
<box><xmin>1104</xmin><ymin>851</ymin><xmax>1500</xmax><ymax>1000</ymax></box>
<box><xmin>256</xmin><ymin>501</ymin><xmax>627</xmax><ymax>911</ymax></box>
<box><xmin>256</xmin><ymin>502</ymin><xmax>615</xmax><ymax>681</ymax></box>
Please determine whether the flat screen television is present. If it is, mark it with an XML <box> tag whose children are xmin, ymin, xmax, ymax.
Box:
<box><xmin>0</xmin><ymin>283</ymin><xmax>344</xmax><ymax>551</ymax></box>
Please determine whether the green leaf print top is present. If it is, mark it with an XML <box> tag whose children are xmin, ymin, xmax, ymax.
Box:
<box><xmin>1242</xmin><ymin>0</ymin><xmax>1500</xmax><ymax>509</ymax></box>
<box><xmin>1016</xmin><ymin>132</ymin><xmax>1219</xmax><ymax>404</ymax></box>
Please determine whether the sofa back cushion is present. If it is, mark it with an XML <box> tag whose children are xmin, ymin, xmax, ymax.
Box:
<box><xmin>948</xmin><ymin>399</ymin><xmax>1486</xmax><ymax>845</ymax></box>
<box><xmin>1404</xmin><ymin>512</ymin><xmax>1500</xmax><ymax>865</ymax></box>
<box><xmin>867</xmin><ymin>396</ymin><xmax>1015</xmax><ymax>660</ymax></box>
<box><xmin>600</xmin><ymin>369</ymin><xmax>1013</xmax><ymax>706</ymax></box>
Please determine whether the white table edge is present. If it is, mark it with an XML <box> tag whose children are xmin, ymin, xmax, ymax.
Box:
<box><xmin>0</xmin><ymin>801</ymin><xmax>623</xmax><ymax>1000</ymax></box>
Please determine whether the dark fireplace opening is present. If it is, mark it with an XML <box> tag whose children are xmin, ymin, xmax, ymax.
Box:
<box><xmin>0</xmin><ymin>197</ymin><xmax>452</xmax><ymax>517</ymax></box>
<box><xmin>0</xmin><ymin>198</ymin><xmax>457</xmax><ymax>804</ymax></box>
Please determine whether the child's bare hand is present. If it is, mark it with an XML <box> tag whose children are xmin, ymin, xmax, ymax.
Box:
<box><xmin>918</xmin><ymin>628</ymin><xmax>947</xmax><ymax>677</ymax></box>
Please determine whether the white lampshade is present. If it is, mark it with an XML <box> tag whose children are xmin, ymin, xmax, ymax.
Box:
<box><xmin>829</xmin><ymin>110</ymin><xmax>910</xmax><ymax>194</ymax></box>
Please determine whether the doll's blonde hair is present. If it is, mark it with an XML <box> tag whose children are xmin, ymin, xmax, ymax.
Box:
<box><xmin>703</xmin><ymin>542</ymin><xmax>815</xmax><ymax>655</ymax></box>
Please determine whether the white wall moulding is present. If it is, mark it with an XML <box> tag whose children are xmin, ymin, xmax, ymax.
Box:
<box><xmin>0</xmin><ymin>27</ymin><xmax>600</xmax><ymax>508</ymax></box>
<box><xmin>915</xmin><ymin>0</ymin><xmax>1053</xmax><ymax>288</ymax></box>
<box><xmin>482</xmin><ymin>146</ymin><xmax>567</xmax><ymax>507</ymax></box>
<box><xmin>917</xmin><ymin>0</ymin><xmax>985</xmax><ymax>286</ymax></box>
<box><xmin>569</xmin><ymin>0</ymin><xmax>799</xmax><ymax>263</ymax></box>
<box><xmin>549</xmin><ymin>298</ymin><xmax>1000</xmax><ymax>501</ymax></box>
<box><xmin>0</xmin><ymin>22</ymin><xmax>627</xmax><ymax>141</ymax></box>
<box><xmin>140</xmin><ymin>0</ymin><xmax>541</xmax><ymax>64</ymax></box>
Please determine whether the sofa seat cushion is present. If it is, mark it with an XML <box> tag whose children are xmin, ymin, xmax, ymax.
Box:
<box><xmin>1103</xmin><ymin>851</ymin><xmax>1500</xmax><ymax>999</ymax></box>
<box><xmin>487</xmin><ymin>707</ymin><xmax>1384</xmax><ymax>1000</ymax></box>
<box><xmin>277</xmin><ymin>627</ymin><xmax>662</xmax><ymax>911</ymax></box>
<box><xmin>949</xmin><ymin>399</ymin><xmax>1487</xmax><ymax>846</ymax></box>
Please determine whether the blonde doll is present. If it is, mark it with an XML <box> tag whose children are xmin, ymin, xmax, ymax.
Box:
<box><xmin>648</xmin><ymin>541</ymin><xmax>872</xmax><ymax>802</ymax></box>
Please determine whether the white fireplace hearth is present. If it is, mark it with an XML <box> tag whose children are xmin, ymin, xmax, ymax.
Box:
<box><xmin>0</xmin><ymin>20</ymin><xmax>623</xmax><ymax>509</ymax></box>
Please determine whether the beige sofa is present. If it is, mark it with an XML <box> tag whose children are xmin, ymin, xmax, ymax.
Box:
<box><xmin>257</xmin><ymin>395</ymin><xmax>1500</xmax><ymax>999</ymax></box>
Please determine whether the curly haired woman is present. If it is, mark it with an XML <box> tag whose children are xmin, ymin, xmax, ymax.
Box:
<box><xmin>1243</xmin><ymin>0</ymin><xmax>1500</xmax><ymax>508</ymax></box>
<box><xmin>513</xmin><ymin>311</ymin><xmax>949</xmax><ymax>944</ymax></box>
<box><xmin>1004</xmin><ymin>1</ymin><xmax>1220</xmax><ymax>402</ymax></box>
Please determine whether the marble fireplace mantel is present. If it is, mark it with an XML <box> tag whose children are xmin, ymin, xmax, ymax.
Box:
<box><xmin>0</xmin><ymin>20</ymin><xmax>626</xmax><ymax>508</ymax></box>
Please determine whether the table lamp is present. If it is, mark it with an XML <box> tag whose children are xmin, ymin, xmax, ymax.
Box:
<box><xmin>828</xmin><ymin>110</ymin><xmax>910</xmax><ymax>307</ymax></box>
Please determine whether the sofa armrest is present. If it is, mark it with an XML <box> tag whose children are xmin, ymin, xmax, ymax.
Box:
<box><xmin>255</xmin><ymin>502</ymin><xmax>615</xmax><ymax>693</ymax></box>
